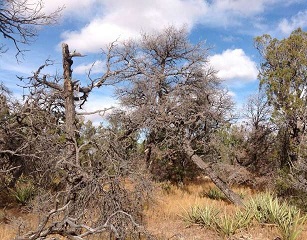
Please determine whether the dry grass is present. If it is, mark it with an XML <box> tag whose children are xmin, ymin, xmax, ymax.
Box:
<box><xmin>1</xmin><ymin>178</ymin><xmax>307</xmax><ymax>239</ymax></box>
<box><xmin>144</xmin><ymin>178</ymin><xmax>244</xmax><ymax>239</ymax></box>
<box><xmin>0</xmin><ymin>209</ymin><xmax>68</xmax><ymax>240</ymax></box>
<box><xmin>0</xmin><ymin>225</ymin><xmax>16</xmax><ymax>240</ymax></box>
<box><xmin>0</xmin><ymin>209</ymin><xmax>37</xmax><ymax>240</ymax></box>
<box><xmin>144</xmin><ymin>178</ymin><xmax>307</xmax><ymax>240</ymax></box>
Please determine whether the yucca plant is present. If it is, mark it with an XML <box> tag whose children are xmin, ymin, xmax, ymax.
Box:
<box><xmin>245</xmin><ymin>192</ymin><xmax>276</xmax><ymax>223</ymax></box>
<box><xmin>11</xmin><ymin>184</ymin><xmax>35</xmax><ymax>205</ymax></box>
<box><xmin>198</xmin><ymin>206</ymin><xmax>220</xmax><ymax>228</ymax></box>
<box><xmin>214</xmin><ymin>212</ymin><xmax>238</xmax><ymax>237</ymax></box>
<box><xmin>233</xmin><ymin>208</ymin><xmax>254</xmax><ymax>229</ymax></box>
<box><xmin>245</xmin><ymin>192</ymin><xmax>306</xmax><ymax>240</ymax></box>
<box><xmin>182</xmin><ymin>205</ymin><xmax>219</xmax><ymax>228</ymax></box>
<box><xmin>214</xmin><ymin>209</ymin><xmax>254</xmax><ymax>237</ymax></box>
<box><xmin>182</xmin><ymin>205</ymin><xmax>203</xmax><ymax>225</ymax></box>
<box><xmin>184</xmin><ymin>193</ymin><xmax>306</xmax><ymax>240</ymax></box>
<box><xmin>276</xmin><ymin>207</ymin><xmax>306</xmax><ymax>240</ymax></box>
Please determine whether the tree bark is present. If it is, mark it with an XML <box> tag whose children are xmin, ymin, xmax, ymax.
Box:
<box><xmin>184</xmin><ymin>140</ymin><xmax>243</xmax><ymax>206</ymax></box>
<box><xmin>62</xmin><ymin>43</ymin><xmax>77</xmax><ymax>164</ymax></box>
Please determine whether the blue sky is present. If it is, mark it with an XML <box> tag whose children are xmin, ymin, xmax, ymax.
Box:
<box><xmin>1</xmin><ymin>0</ymin><xmax>307</xmax><ymax>122</ymax></box>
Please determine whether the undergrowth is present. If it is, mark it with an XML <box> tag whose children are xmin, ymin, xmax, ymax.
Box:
<box><xmin>183</xmin><ymin>192</ymin><xmax>306</xmax><ymax>240</ymax></box>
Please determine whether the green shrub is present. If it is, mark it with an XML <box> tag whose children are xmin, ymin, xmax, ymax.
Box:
<box><xmin>200</xmin><ymin>188</ymin><xmax>228</xmax><ymax>201</ymax></box>
<box><xmin>245</xmin><ymin>192</ymin><xmax>306</xmax><ymax>240</ymax></box>
<box><xmin>183</xmin><ymin>206</ymin><xmax>253</xmax><ymax>237</ymax></box>
<box><xmin>276</xmin><ymin>169</ymin><xmax>307</xmax><ymax>212</ymax></box>
<box><xmin>184</xmin><ymin>192</ymin><xmax>306</xmax><ymax>240</ymax></box>
<box><xmin>160</xmin><ymin>181</ymin><xmax>173</xmax><ymax>194</ymax></box>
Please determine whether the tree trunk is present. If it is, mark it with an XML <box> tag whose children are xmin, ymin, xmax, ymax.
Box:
<box><xmin>62</xmin><ymin>43</ymin><xmax>77</xmax><ymax>165</ymax></box>
<box><xmin>184</xmin><ymin>140</ymin><xmax>243</xmax><ymax>206</ymax></box>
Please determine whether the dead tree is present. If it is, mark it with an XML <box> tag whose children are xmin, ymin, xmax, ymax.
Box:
<box><xmin>184</xmin><ymin>140</ymin><xmax>243</xmax><ymax>205</ymax></box>
<box><xmin>111</xmin><ymin>26</ymin><xmax>243</xmax><ymax>205</ymax></box>
<box><xmin>0</xmin><ymin>0</ymin><xmax>61</xmax><ymax>55</ymax></box>
<box><xmin>12</xmin><ymin>42</ymin><xmax>151</xmax><ymax>239</ymax></box>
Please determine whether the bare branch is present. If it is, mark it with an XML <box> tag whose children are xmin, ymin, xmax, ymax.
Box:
<box><xmin>32</xmin><ymin>61</ymin><xmax>63</xmax><ymax>91</ymax></box>
<box><xmin>76</xmin><ymin>107</ymin><xmax>114</xmax><ymax>116</ymax></box>
<box><xmin>69</xmin><ymin>51</ymin><xmax>86</xmax><ymax>58</ymax></box>
<box><xmin>0</xmin><ymin>0</ymin><xmax>63</xmax><ymax>57</ymax></box>
<box><xmin>0</xmin><ymin>165</ymin><xmax>21</xmax><ymax>173</ymax></box>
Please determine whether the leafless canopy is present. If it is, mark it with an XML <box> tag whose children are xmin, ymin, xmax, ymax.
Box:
<box><xmin>2</xmin><ymin>40</ymin><xmax>152</xmax><ymax>239</ymax></box>
<box><xmin>0</xmin><ymin>0</ymin><xmax>61</xmax><ymax>55</ymax></box>
<box><xmin>107</xmin><ymin>27</ymin><xmax>242</xmax><ymax>204</ymax></box>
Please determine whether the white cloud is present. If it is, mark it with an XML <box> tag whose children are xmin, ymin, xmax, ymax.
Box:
<box><xmin>77</xmin><ymin>94</ymin><xmax>119</xmax><ymax>124</ymax></box>
<box><xmin>32</xmin><ymin>0</ymin><xmax>102</xmax><ymax>20</ymax></box>
<box><xmin>209</xmin><ymin>49</ymin><xmax>258</xmax><ymax>82</ymax></box>
<box><xmin>227</xmin><ymin>90</ymin><xmax>236</xmax><ymax>97</ymax></box>
<box><xmin>55</xmin><ymin>0</ymin><xmax>306</xmax><ymax>53</ymax></box>
<box><xmin>198</xmin><ymin>0</ymin><xmax>278</xmax><ymax>27</ymax></box>
<box><xmin>74</xmin><ymin>60</ymin><xmax>105</xmax><ymax>75</ymax></box>
<box><xmin>278</xmin><ymin>10</ymin><xmax>307</xmax><ymax>35</ymax></box>
<box><xmin>61</xmin><ymin>21</ymin><xmax>138</xmax><ymax>53</ymax></box>
<box><xmin>60</xmin><ymin>0</ymin><xmax>208</xmax><ymax>53</ymax></box>
<box><xmin>210</xmin><ymin>0</ymin><xmax>268</xmax><ymax>16</ymax></box>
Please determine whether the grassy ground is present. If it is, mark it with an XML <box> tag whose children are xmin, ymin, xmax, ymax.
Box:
<box><xmin>144</xmin><ymin>178</ymin><xmax>307</xmax><ymax>239</ymax></box>
<box><xmin>1</xmin><ymin>178</ymin><xmax>307</xmax><ymax>239</ymax></box>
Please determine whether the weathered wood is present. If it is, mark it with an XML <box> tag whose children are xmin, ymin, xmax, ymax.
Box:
<box><xmin>62</xmin><ymin>43</ymin><xmax>77</xmax><ymax>165</ymax></box>
<box><xmin>184</xmin><ymin>140</ymin><xmax>243</xmax><ymax>206</ymax></box>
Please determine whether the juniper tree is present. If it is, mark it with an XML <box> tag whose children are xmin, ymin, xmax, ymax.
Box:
<box><xmin>255</xmin><ymin>28</ymin><xmax>307</xmax><ymax>167</ymax></box>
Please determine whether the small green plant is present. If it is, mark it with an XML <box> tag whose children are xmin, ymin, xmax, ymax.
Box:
<box><xmin>11</xmin><ymin>184</ymin><xmax>35</xmax><ymax>205</ymax></box>
<box><xmin>214</xmin><ymin>209</ymin><xmax>254</xmax><ymax>237</ymax></box>
<box><xmin>245</xmin><ymin>192</ymin><xmax>276</xmax><ymax>223</ymax></box>
<box><xmin>215</xmin><ymin>212</ymin><xmax>237</xmax><ymax>237</ymax></box>
<box><xmin>9</xmin><ymin>175</ymin><xmax>35</xmax><ymax>206</ymax></box>
<box><xmin>184</xmin><ymin>192</ymin><xmax>306</xmax><ymax>239</ymax></box>
<box><xmin>182</xmin><ymin>205</ymin><xmax>219</xmax><ymax>228</ymax></box>
<box><xmin>198</xmin><ymin>206</ymin><xmax>220</xmax><ymax>228</ymax></box>
<box><xmin>277</xmin><ymin>208</ymin><xmax>306</xmax><ymax>240</ymax></box>
<box><xmin>200</xmin><ymin>188</ymin><xmax>245</xmax><ymax>202</ymax></box>
<box><xmin>201</xmin><ymin>188</ymin><xmax>228</xmax><ymax>201</ymax></box>
<box><xmin>233</xmin><ymin>208</ymin><xmax>254</xmax><ymax>229</ymax></box>
<box><xmin>182</xmin><ymin>205</ymin><xmax>203</xmax><ymax>225</ymax></box>
<box><xmin>183</xmin><ymin>205</ymin><xmax>253</xmax><ymax>237</ymax></box>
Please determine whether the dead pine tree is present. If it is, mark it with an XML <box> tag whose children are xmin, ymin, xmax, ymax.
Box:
<box><xmin>110</xmin><ymin>26</ymin><xmax>243</xmax><ymax>206</ymax></box>
<box><xmin>62</xmin><ymin>43</ymin><xmax>78</xmax><ymax>164</ymax></box>
<box><xmin>15</xmin><ymin>42</ymin><xmax>149</xmax><ymax>240</ymax></box>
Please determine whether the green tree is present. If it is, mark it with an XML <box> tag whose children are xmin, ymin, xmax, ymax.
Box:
<box><xmin>255</xmin><ymin>28</ymin><xmax>307</xmax><ymax>166</ymax></box>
